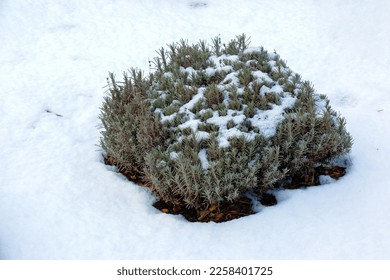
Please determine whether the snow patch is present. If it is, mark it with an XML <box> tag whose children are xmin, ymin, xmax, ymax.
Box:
<box><xmin>252</xmin><ymin>70</ymin><xmax>274</xmax><ymax>83</ymax></box>
<box><xmin>198</xmin><ymin>149</ymin><xmax>209</xmax><ymax>170</ymax></box>
<box><xmin>249</xmin><ymin>94</ymin><xmax>296</xmax><ymax>138</ymax></box>
<box><xmin>179</xmin><ymin>87</ymin><xmax>205</xmax><ymax>113</ymax></box>
<box><xmin>319</xmin><ymin>175</ymin><xmax>337</xmax><ymax>185</ymax></box>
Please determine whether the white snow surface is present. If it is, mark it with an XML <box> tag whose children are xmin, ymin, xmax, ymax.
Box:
<box><xmin>1</xmin><ymin>0</ymin><xmax>390</xmax><ymax>259</ymax></box>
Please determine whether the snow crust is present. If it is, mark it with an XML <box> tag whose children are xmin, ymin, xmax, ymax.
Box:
<box><xmin>1</xmin><ymin>0</ymin><xmax>390</xmax><ymax>260</ymax></box>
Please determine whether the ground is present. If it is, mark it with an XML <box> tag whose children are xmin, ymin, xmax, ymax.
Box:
<box><xmin>1</xmin><ymin>0</ymin><xmax>390</xmax><ymax>259</ymax></box>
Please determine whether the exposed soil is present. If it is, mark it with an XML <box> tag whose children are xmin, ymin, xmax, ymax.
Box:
<box><xmin>283</xmin><ymin>165</ymin><xmax>346</xmax><ymax>189</ymax></box>
<box><xmin>260</xmin><ymin>193</ymin><xmax>278</xmax><ymax>206</ymax></box>
<box><xmin>153</xmin><ymin>197</ymin><xmax>254</xmax><ymax>223</ymax></box>
<box><xmin>104</xmin><ymin>155</ymin><xmax>346</xmax><ymax>223</ymax></box>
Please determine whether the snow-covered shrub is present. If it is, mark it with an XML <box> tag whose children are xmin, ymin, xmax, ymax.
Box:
<box><xmin>99</xmin><ymin>34</ymin><xmax>352</xmax><ymax>218</ymax></box>
<box><xmin>100</xmin><ymin>70</ymin><xmax>164</xmax><ymax>178</ymax></box>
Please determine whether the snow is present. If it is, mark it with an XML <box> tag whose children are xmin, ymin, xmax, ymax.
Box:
<box><xmin>249</xmin><ymin>95</ymin><xmax>296</xmax><ymax>138</ymax></box>
<box><xmin>180</xmin><ymin>66</ymin><xmax>197</xmax><ymax>77</ymax></box>
<box><xmin>198</xmin><ymin>149</ymin><xmax>209</xmax><ymax>171</ymax></box>
<box><xmin>1</xmin><ymin>0</ymin><xmax>390</xmax><ymax>260</ymax></box>
<box><xmin>178</xmin><ymin>118</ymin><xmax>201</xmax><ymax>131</ymax></box>
<box><xmin>222</xmin><ymin>71</ymin><xmax>240</xmax><ymax>86</ymax></box>
<box><xmin>209</xmin><ymin>54</ymin><xmax>239</xmax><ymax>67</ymax></box>
<box><xmin>319</xmin><ymin>175</ymin><xmax>337</xmax><ymax>185</ymax></box>
<box><xmin>179</xmin><ymin>88</ymin><xmax>205</xmax><ymax>112</ymax></box>
<box><xmin>252</xmin><ymin>70</ymin><xmax>274</xmax><ymax>83</ymax></box>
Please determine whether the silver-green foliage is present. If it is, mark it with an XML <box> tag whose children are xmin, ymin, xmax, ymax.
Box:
<box><xmin>99</xmin><ymin>70</ymin><xmax>164</xmax><ymax>177</ymax></box>
<box><xmin>99</xmin><ymin>35</ymin><xmax>352</xmax><ymax>211</ymax></box>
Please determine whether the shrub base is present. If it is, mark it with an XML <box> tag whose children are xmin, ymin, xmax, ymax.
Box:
<box><xmin>104</xmin><ymin>156</ymin><xmax>346</xmax><ymax>222</ymax></box>
<box><xmin>153</xmin><ymin>197</ymin><xmax>254</xmax><ymax>223</ymax></box>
